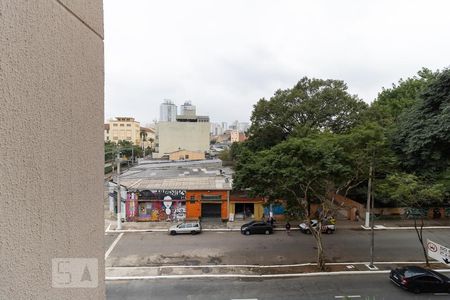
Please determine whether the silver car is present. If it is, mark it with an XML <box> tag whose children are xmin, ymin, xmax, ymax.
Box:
<box><xmin>169</xmin><ymin>221</ymin><xmax>202</xmax><ymax>235</ymax></box>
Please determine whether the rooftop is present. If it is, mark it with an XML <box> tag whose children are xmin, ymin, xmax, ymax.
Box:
<box><xmin>116</xmin><ymin>159</ymin><xmax>233</xmax><ymax>191</ymax></box>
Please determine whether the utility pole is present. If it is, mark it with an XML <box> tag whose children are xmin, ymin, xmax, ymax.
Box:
<box><xmin>116</xmin><ymin>152</ymin><xmax>122</xmax><ymax>230</ymax></box>
<box><xmin>365</xmin><ymin>164</ymin><xmax>372</xmax><ymax>228</ymax></box>
<box><xmin>369</xmin><ymin>172</ymin><xmax>375</xmax><ymax>268</ymax></box>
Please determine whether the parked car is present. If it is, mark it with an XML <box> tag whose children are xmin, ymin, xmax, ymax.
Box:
<box><xmin>390</xmin><ymin>266</ymin><xmax>450</xmax><ymax>294</ymax></box>
<box><xmin>299</xmin><ymin>219</ymin><xmax>336</xmax><ymax>234</ymax></box>
<box><xmin>240</xmin><ymin>221</ymin><xmax>273</xmax><ymax>235</ymax></box>
<box><xmin>169</xmin><ymin>221</ymin><xmax>202</xmax><ymax>235</ymax></box>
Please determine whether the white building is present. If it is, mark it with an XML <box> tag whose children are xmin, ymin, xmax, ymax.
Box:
<box><xmin>180</xmin><ymin>101</ymin><xmax>196</xmax><ymax>117</ymax></box>
<box><xmin>160</xmin><ymin>99</ymin><xmax>177</xmax><ymax>122</ymax></box>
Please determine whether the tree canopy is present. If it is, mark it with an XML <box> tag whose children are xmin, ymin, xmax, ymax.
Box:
<box><xmin>246</xmin><ymin>77</ymin><xmax>368</xmax><ymax>150</ymax></box>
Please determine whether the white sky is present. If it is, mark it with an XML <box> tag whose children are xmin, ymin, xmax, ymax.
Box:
<box><xmin>104</xmin><ymin>0</ymin><xmax>450</xmax><ymax>125</ymax></box>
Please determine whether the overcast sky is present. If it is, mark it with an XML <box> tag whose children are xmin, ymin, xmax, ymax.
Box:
<box><xmin>104</xmin><ymin>0</ymin><xmax>450</xmax><ymax>126</ymax></box>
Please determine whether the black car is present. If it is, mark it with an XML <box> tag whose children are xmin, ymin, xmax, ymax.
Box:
<box><xmin>240</xmin><ymin>221</ymin><xmax>273</xmax><ymax>235</ymax></box>
<box><xmin>390</xmin><ymin>266</ymin><xmax>450</xmax><ymax>294</ymax></box>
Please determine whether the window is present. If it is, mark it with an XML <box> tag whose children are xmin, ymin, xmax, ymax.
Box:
<box><xmin>113</xmin><ymin>136</ymin><xmax>118</xmax><ymax>140</ymax></box>
<box><xmin>126</xmin><ymin>124</ymin><xmax>131</xmax><ymax>127</ymax></box>
<box><xmin>106</xmin><ymin>137</ymin><xmax>109</xmax><ymax>140</ymax></box>
<box><xmin>185</xmin><ymin>155</ymin><xmax>189</xmax><ymax>159</ymax></box>
<box><xmin>126</xmin><ymin>137</ymin><xmax>132</xmax><ymax>140</ymax></box>
<box><xmin>113</xmin><ymin>124</ymin><xmax>118</xmax><ymax>127</ymax></box>
<box><xmin>120</xmin><ymin>124</ymin><xmax>124</xmax><ymax>127</ymax></box>
<box><xmin>190</xmin><ymin>196</ymin><xmax>195</xmax><ymax>200</ymax></box>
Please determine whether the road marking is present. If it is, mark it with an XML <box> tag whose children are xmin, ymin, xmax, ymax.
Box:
<box><xmin>105</xmin><ymin>261</ymin><xmax>433</xmax><ymax>270</ymax></box>
<box><xmin>335</xmin><ymin>296</ymin><xmax>361</xmax><ymax>299</ymax></box>
<box><xmin>105</xmin><ymin>232</ymin><xmax>123</xmax><ymax>259</ymax></box>
<box><xmin>106</xmin><ymin>223</ymin><xmax>111</xmax><ymax>232</ymax></box>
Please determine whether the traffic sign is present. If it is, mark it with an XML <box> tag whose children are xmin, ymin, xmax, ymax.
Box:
<box><xmin>427</xmin><ymin>239</ymin><xmax>450</xmax><ymax>264</ymax></box>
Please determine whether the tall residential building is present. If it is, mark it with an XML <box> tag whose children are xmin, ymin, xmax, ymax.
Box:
<box><xmin>221</xmin><ymin>122</ymin><xmax>228</xmax><ymax>131</ymax></box>
<box><xmin>179</xmin><ymin>100</ymin><xmax>196</xmax><ymax>117</ymax></box>
<box><xmin>106</xmin><ymin>117</ymin><xmax>141</xmax><ymax>145</ymax></box>
<box><xmin>160</xmin><ymin>99</ymin><xmax>177</xmax><ymax>122</ymax></box>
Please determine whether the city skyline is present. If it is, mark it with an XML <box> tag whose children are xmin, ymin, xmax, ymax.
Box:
<box><xmin>104</xmin><ymin>0</ymin><xmax>450</xmax><ymax>126</ymax></box>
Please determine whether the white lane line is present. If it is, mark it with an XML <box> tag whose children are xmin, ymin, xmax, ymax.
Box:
<box><xmin>106</xmin><ymin>223</ymin><xmax>112</xmax><ymax>232</ymax></box>
<box><xmin>335</xmin><ymin>296</ymin><xmax>361</xmax><ymax>299</ymax></box>
<box><xmin>105</xmin><ymin>233</ymin><xmax>124</xmax><ymax>259</ymax></box>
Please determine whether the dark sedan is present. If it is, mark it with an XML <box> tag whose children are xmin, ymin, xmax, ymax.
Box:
<box><xmin>240</xmin><ymin>221</ymin><xmax>273</xmax><ymax>235</ymax></box>
<box><xmin>390</xmin><ymin>266</ymin><xmax>450</xmax><ymax>294</ymax></box>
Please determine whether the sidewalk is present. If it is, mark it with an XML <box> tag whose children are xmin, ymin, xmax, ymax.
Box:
<box><xmin>105</xmin><ymin>216</ymin><xmax>450</xmax><ymax>232</ymax></box>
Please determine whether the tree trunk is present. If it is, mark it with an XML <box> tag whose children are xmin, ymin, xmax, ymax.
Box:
<box><xmin>414</xmin><ymin>216</ymin><xmax>429</xmax><ymax>267</ymax></box>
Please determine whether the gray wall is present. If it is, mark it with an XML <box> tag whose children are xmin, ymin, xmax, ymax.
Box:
<box><xmin>0</xmin><ymin>0</ymin><xmax>105</xmax><ymax>299</ymax></box>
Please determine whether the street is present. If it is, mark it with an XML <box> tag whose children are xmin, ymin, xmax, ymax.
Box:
<box><xmin>106</xmin><ymin>273</ymin><xmax>450</xmax><ymax>300</ymax></box>
<box><xmin>105</xmin><ymin>229</ymin><xmax>450</xmax><ymax>267</ymax></box>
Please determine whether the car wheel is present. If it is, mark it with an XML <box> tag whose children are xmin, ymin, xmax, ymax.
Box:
<box><xmin>265</xmin><ymin>230</ymin><xmax>270</xmax><ymax>235</ymax></box>
<box><xmin>170</xmin><ymin>231</ymin><xmax>177</xmax><ymax>235</ymax></box>
<box><xmin>245</xmin><ymin>230</ymin><xmax>250</xmax><ymax>235</ymax></box>
<box><xmin>191</xmin><ymin>231</ymin><xmax>197</xmax><ymax>235</ymax></box>
<box><xmin>411</xmin><ymin>287</ymin><xmax>421</xmax><ymax>294</ymax></box>
<box><xmin>326</xmin><ymin>228</ymin><xmax>332</xmax><ymax>234</ymax></box>
<box><xmin>306</xmin><ymin>229</ymin><xmax>311</xmax><ymax>234</ymax></box>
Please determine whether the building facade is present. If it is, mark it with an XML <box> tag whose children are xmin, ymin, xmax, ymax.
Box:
<box><xmin>106</xmin><ymin>117</ymin><xmax>141</xmax><ymax>145</ymax></box>
<box><xmin>160</xmin><ymin>99</ymin><xmax>177</xmax><ymax>122</ymax></box>
<box><xmin>155</xmin><ymin>116</ymin><xmax>210</xmax><ymax>158</ymax></box>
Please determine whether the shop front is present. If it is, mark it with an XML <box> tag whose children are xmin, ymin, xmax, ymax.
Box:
<box><xmin>126</xmin><ymin>189</ymin><xmax>186</xmax><ymax>222</ymax></box>
<box><xmin>229</xmin><ymin>192</ymin><xmax>265</xmax><ymax>221</ymax></box>
<box><xmin>186</xmin><ymin>190</ymin><xmax>229</xmax><ymax>221</ymax></box>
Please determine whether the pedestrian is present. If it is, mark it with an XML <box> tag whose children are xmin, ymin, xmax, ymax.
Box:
<box><xmin>270</xmin><ymin>217</ymin><xmax>274</xmax><ymax>227</ymax></box>
<box><xmin>355</xmin><ymin>209</ymin><xmax>360</xmax><ymax>222</ymax></box>
<box><xmin>285</xmin><ymin>221</ymin><xmax>291</xmax><ymax>234</ymax></box>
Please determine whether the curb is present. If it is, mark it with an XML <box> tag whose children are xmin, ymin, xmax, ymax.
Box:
<box><xmin>105</xmin><ymin>268</ymin><xmax>450</xmax><ymax>281</ymax></box>
<box><xmin>361</xmin><ymin>225</ymin><xmax>450</xmax><ymax>230</ymax></box>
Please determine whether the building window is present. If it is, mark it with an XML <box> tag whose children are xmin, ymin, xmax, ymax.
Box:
<box><xmin>113</xmin><ymin>136</ymin><xmax>118</xmax><ymax>140</ymax></box>
<box><xmin>185</xmin><ymin>155</ymin><xmax>189</xmax><ymax>159</ymax></box>
<box><xmin>113</xmin><ymin>124</ymin><xmax>118</xmax><ymax>127</ymax></box>
<box><xmin>120</xmin><ymin>124</ymin><xmax>124</xmax><ymax>127</ymax></box>
<box><xmin>106</xmin><ymin>137</ymin><xmax>110</xmax><ymax>140</ymax></box>
<box><xmin>127</xmin><ymin>124</ymin><xmax>131</xmax><ymax>127</ymax></box>
<box><xmin>126</xmin><ymin>137</ymin><xmax>132</xmax><ymax>140</ymax></box>
<box><xmin>189</xmin><ymin>200</ymin><xmax>195</xmax><ymax>204</ymax></box>
<box><xmin>190</xmin><ymin>196</ymin><xmax>195</xmax><ymax>200</ymax></box>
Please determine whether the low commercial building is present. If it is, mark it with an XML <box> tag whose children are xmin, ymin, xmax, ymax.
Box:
<box><xmin>111</xmin><ymin>160</ymin><xmax>267</xmax><ymax>222</ymax></box>
<box><xmin>168</xmin><ymin>149</ymin><xmax>205</xmax><ymax>161</ymax></box>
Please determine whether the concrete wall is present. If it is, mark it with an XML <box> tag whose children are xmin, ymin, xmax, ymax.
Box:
<box><xmin>156</xmin><ymin>121</ymin><xmax>210</xmax><ymax>157</ymax></box>
<box><xmin>0</xmin><ymin>1</ymin><xmax>104</xmax><ymax>299</ymax></box>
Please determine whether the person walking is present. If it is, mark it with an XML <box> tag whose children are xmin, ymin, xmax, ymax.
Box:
<box><xmin>285</xmin><ymin>221</ymin><xmax>291</xmax><ymax>235</ymax></box>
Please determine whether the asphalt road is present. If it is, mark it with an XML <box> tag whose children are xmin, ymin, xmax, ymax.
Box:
<box><xmin>106</xmin><ymin>229</ymin><xmax>450</xmax><ymax>267</ymax></box>
<box><xmin>106</xmin><ymin>273</ymin><xmax>450</xmax><ymax>300</ymax></box>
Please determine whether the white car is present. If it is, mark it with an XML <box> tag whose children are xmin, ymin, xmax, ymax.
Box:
<box><xmin>299</xmin><ymin>219</ymin><xmax>336</xmax><ymax>234</ymax></box>
<box><xmin>169</xmin><ymin>221</ymin><xmax>202</xmax><ymax>235</ymax></box>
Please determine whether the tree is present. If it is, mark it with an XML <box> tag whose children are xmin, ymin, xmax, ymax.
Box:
<box><xmin>368</xmin><ymin>68</ymin><xmax>438</xmax><ymax>127</ymax></box>
<box><xmin>234</xmin><ymin>136</ymin><xmax>351</xmax><ymax>270</ymax></box>
<box><xmin>246</xmin><ymin>77</ymin><xmax>368</xmax><ymax>150</ymax></box>
<box><xmin>377</xmin><ymin>173</ymin><xmax>445</xmax><ymax>266</ymax></box>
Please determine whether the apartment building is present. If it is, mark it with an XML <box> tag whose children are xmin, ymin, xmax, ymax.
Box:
<box><xmin>105</xmin><ymin>117</ymin><xmax>141</xmax><ymax>145</ymax></box>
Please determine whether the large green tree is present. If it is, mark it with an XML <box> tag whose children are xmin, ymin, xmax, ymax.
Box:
<box><xmin>246</xmin><ymin>77</ymin><xmax>368</xmax><ymax>150</ymax></box>
<box><xmin>234</xmin><ymin>136</ymin><xmax>352</xmax><ymax>270</ymax></box>
<box><xmin>392</xmin><ymin>69</ymin><xmax>450</xmax><ymax>176</ymax></box>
